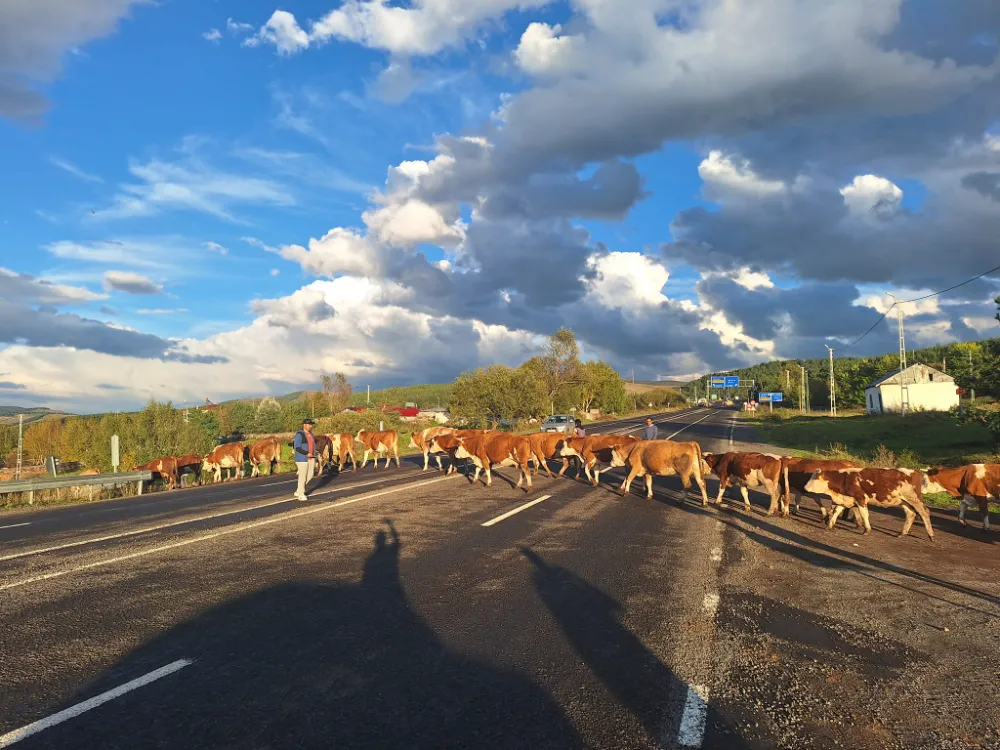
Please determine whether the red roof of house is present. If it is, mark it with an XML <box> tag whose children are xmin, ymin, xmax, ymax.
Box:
<box><xmin>386</xmin><ymin>407</ymin><xmax>420</xmax><ymax>417</ymax></box>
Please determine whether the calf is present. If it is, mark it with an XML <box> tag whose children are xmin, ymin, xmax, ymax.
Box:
<box><xmin>249</xmin><ymin>437</ymin><xmax>281</xmax><ymax>478</ymax></box>
<box><xmin>611</xmin><ymin>440</ymin><xmax>710</xmax><ymax>505</ymax></box>
<box><xmin>203</xmin><ymin>443</ymin><xmax>245</xmax><ymax>483</ymax></box>
<box><xmin>781</xmin><ymin>456</ymin><xmax>862</xmax><ymax>519</ymax></box>
<box><xmin>409</xmin><ymin>427</ymin><xmax>455</xmax><ymax>471</ymax></box>
<box><xmin>357</xmin><ymin>430</ymin><xmax>401</xmax><ymax>470</ymax></box>
<box><xmin>703</xmin><ymin>452</ymin><xmax>782</xmax><ymax>514</ymax></box>
<box><xmin>449</xmin><ymin>433</ymin><xmax>533</xmax><ymax>492</ymax></box>
<box><xmin>923</xmin><ymin>464</ymin><xmax>1000</xmax><ymax>532</ymax></box>
<box><xmin>327</xmin><ymin>433</ymin><xmax>358</xmax><ymax>472</ymax></box>
<box><xmin>136</xmin><ymin>456</ymin><xmax>180</xmax><ymax>491</ymax></box>
<box><xmin>560</xmin><ymin>434</ymin><xmax>641</xmax><ymax>487</ymax></box>
<box><xmin>805</xmin><ymin>467</ymin><xmax>935</xmax><ymax>539</ymax></box>
<box><xmin>527</xmin><ymin>432</ymin><xmax>570</xmax><ymax>478</ymax></box>
<box><xmin>175</xmin><ymin>454</ymin><xmax>204</xmax><ymax>487</ymax></box>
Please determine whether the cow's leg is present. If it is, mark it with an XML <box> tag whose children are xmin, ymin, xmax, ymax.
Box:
<box><xmin>557</xmin><ymin>458</ymin><xmax>569</xmax><ymax>478</ymax></box>
<box><xmin>621</xmin><ymin>467</ymin><xmax>639</xmax><ymax>496</ymax></box>
<box><xmin>435</xmin><ymin>453</ymin><xmax>443</xmax><ymax>472</ymax></box>
<box><xmin>422</xmin><ymin>450</ymin><xmax>429</xmax><ymax>471</ymax></box>
<box><xmin>855</xmin><ymin>503</ymin><xmax>872</xmax><ymax>534</ymax></box>
<box><xmin>714</xmin><ymin>480</ymin><xmax>727</xmax><ymax>506</ymax></box>
<box><xmin>898</xmin><ymin>504</ymin><xmax>917</xmax><ymax>537</ymax></box>
<box><xmin>484</xmin><ymin>466</ymin><xmax>492</xmax><ymax>487</ymax></box>
<box><xmin>592</xmin><ymin>465</ymin><xmax>602</xmax><ymax>487</ymax></box>
<box><xmin>539</xmin><ymin>454</ymin><xmax>554</xmax><ymax>479</ymax></box>
<box><xmin>982</xmin><ymin>498</ymin><xmax>992</xmax><ymax>532</ymax></box>
<box><xmin>522</xmin><ymin>461</ymin><xmax>533</xmax><ymax>491</ymax></box>
<box><xmin>826</xmin><ymin>504</ymin><xmax>846</xmax><ymax>530</ymax></box>
<box><xmin>911</xmin><ymin>499</ymin><xmax>935</xmax><ymax>540</ymax></box>
<box><xmin>645</xmin><ymin>474</ymin><xmax>654</xmax><ymax>501</ymax></box>
<box><xmin>360</xmin><ymin>449</ymin><xmax>371</xmax><ymax>470</ymax></box>
<box><xmin>958</xmin><ymin>494</ymin><xmax>972</xmax><ymax>527</ymax></box>
<box><xmin>766</xmin><ymin>481</ymin><xmax>781</xmax><ymax>516</ymax></box>
<box><xmin>693</xmin><ymin>468</ymin><xmax>709</xmax><ymax>507</ymax></box>
<box><xmin>739</xmin><ymin>485</ymin><xmax>752</xmax><ymax>513</ymax></box>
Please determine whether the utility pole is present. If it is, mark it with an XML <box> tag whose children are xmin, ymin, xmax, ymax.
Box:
<box><xmin>798</xmin><ymin>366</ymin><xmax>806</xmax><ymax>414</ymax></box>
<box><xmin>885</xmin><ymin>293</ymin><xmax>909</xmax><ymax>415</ymax></box>
<box><xmin>968</xmin><ymin>348</ymin><xmax>976</xmax><ymax>404</ymax></box>
<box><xmin>367</xmin><ymin>384</ymin><xmax>370</xmax><ymax>405</ymax></box>
<box><xmin>15</xmin><ymin>413</ymin><xmax>24</xmax><ymax>481</ymax></box>
<box><xmin>825</xmin><ymin>345</ymin><xmax>837</xmax><ymax>417</ymax></box>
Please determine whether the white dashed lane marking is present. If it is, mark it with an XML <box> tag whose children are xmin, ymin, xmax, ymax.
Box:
<box><xmin>481</xmin><ymin>495</ymin><xmax>552</xmax><ymax>527</ymax></box>
<box><xmin>0</xmin><ymin>659</ymin><xmax>194</xmax><ymax>747</ymax></box>
<box><xmin>677</xmin><ymin>684</ymin><xmax>711</xmax><ymax>748</ymax></box>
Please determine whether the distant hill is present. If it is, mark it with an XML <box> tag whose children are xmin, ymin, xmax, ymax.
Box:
<box><xmin>0</xmin><ymin>406</ymin><xmax>74</xmax><ymax>426</ymax></box>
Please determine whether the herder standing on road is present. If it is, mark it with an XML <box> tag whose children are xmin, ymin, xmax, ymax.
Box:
<box><xmin>642</xmin><ymin>417</ymin><xmax>658</xmax><ymax>441</ymax></box>
<box><xmin>293</xmin><ymin>418</ymin><xmax>317</xmax><ymax>501</ymax></box>
<box><xmin>574</xmin><ymin>419</ymin><xmax>586</xmax><ymax>439</ymax></box>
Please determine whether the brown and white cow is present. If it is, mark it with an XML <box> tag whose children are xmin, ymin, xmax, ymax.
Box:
<box><xmin>136</xmin><ymin>456</ymin><xmax>180</xmax><ymax>491</ymax></box>
<box><xmin>560</xmin><ymin>434</ymin><xmax>641</xmax><ymax>486</ymax></box>
<box><xmin>443</xmin><ymin>432</ymin><xmax>533</xmax><ymax>491</ymax></box>
<box><xmin>327</xmin><ymin>433</ymin><xmax>358</xmax><ymax>472</ymax></box>
<box><xmin>805</xmin><ymin>467</ymin><xmax>935</xmax><ymax>539</ymax></box>
<box><xmin>781</xmin><ymin>456</ymin><xmax>862</xmax><ymax>519</ymax></box>
<box><xmin>356</xmin><ymin>430</ymin><xmax>401</xmax><ymax>470</ymax></box>
<box><xmin>249</xmin><ymin>437</ymin><xmax>281</xmax><ymax>478</ymax></box>
<box><xmin>611</xmin><ymin>440</ymin><xmax>710</xmax><ymax>505</ymax></box>
<box><xmin>409</xmin><ymin>426</ymin><xmax>456</xmax><ymax>471</ymax></box>
<box><xmin>703</xmin><ymin>452</ymin><xmax>783</xmax><ymax>514</ymax></box>
<box><xmin>922</xmin><ymin>464</ymin><xmax>1000</xmax><ymax>532</ymax></box>
<box><xmin>527</xmin><ymin>432</ymin><xmax>571</xmax><ymax>478</ymax></box>
<box><xmin>175</xmin><ymin>454</ymin><xmax>204</xmax><ymax>487</ymax></box>
<box><xmin>202</xmin><ymin>443</ymin><xmax>245</xmax><ymax>483</ymax></box>
<box><xmin>429</xmin><ymin>431</ymin><xmax>491</xmax><ymax>476</ymax></box>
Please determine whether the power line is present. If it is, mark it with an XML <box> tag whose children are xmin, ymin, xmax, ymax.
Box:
<box><xmin>841</xmin><ymin>260</ymin><xmax>1000</xmax><ymax>351</ymax></box>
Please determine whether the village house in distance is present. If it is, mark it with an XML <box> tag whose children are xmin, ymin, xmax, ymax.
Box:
<box><xmin>864</xmin><ymin>363</ymin><xmax>959</xmax><ymax>415</ymax></box>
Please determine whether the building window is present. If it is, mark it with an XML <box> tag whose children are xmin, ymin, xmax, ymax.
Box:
<box><xmin>929</xmin><ymin>374</ymin><xmax>934</xmax><ymax>381</ymax></box>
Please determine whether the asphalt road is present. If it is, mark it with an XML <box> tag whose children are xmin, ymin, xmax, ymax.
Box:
<box><xmin>1</xmin><ymin>407</ymin><xmax>998</xmax><ymax>749</ymax></box>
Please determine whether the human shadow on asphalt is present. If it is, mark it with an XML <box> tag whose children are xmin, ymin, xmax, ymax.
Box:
<box><xmin>27</xmin><ymin>522</ymin><xmax>584</xmax><ymax>750</ymax></box>
<box><xmin>521</xmin><ymin>547</ymin><xmax>752</xmax><ymax>750</ymax></box>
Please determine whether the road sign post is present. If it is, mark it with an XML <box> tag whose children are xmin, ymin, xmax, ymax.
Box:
<box><xmin>111</xmin><ymin>434</ymin><xmax>120</xmax><ymax>474</ymax></box>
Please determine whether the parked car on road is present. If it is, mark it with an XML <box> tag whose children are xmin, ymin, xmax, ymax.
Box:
<box><xmin>540</xmin><ymin>414</ymin><xmax>575</xmax><ymax>433</ymax></box>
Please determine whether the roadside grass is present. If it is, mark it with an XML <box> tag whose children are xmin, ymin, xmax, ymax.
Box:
<box><xmin>743</xmin><ymin>409</ymin><xmax>998</xmax><ymax>510</ymax></box>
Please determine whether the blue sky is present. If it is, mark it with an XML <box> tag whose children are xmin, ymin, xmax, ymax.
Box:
<box><xmin>1</xmin><ymin>1</ymin><xmax>998</xmax><ymax>411</ymax></box>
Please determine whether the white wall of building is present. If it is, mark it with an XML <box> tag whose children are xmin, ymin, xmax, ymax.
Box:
<box><xmin>865</xmin><ymin>383</ymin><xmax>959</xmax><ymax>414</ymax></box>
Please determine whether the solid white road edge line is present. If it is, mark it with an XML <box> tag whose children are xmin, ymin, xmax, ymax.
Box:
<box><xmin>676</xmin><ymin>684</ymin><xmax>711</xmax><ymax>747</ymax></box>
<box><xmin>0</xmin><ymin>474</ymin><xmax>459</xmax><ymax>591</ymax></box>
<box><xmin>0</xmin><ymin>523</ymin><xmax>31</xmax><ymax>530</ymax></box>
<box><xmin>0</xmin><ymin>473</ymin><xmax>422</xmax><ymax>562</ymax></box>
<box><xmin>729</xmin><ymin>418</ymin><xmax>736</xmax><ymax>447</ymax></box>
<box><xmin>664</xmin><ymin>409</ymin><xmax>716</xmax><ymax>440</ymax></box>
<box><xmin>481</xmin><ymin>495</ymin><xmax>552</xmax><ymax>527</ymax></box>
<box><xmin>0</xmin><ymin>659</ymin><xmax>194</xmax><ymax>748</ymax></box>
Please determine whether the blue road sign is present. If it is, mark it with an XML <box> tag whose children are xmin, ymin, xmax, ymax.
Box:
<box><xmin>710</xmin><ymin>376</ymin><xmax>726</xmax><ymax>388</ymax></box>
<box><xmin>759</xmin><ymin>392</ymin><xmax>783</xmax><ymax>403</ymax></box>
<box><xmin>724</xmin><ymin>376</ymin><xmax>739</xmax><ymax>387</ymax></box>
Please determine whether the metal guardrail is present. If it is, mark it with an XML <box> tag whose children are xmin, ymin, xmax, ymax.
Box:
<box><xmin>0</xmin><ymin>471</ymin><xmax>155</xmax><ymax>503</ymax></box>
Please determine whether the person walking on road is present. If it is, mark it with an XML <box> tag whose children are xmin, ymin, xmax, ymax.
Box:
<box><xmin>642</xmin><ymin>417</ymin><xmax>658</xmax><ymax>441</ymax></box>
<box><xmin>293</xmin><ymin>418</ymin><xmax>317</xmax><ymax>501</ymax></box>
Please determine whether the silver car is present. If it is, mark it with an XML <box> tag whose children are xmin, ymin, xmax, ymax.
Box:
<box><xmin>540</xmin><ymin>414</ymin><xmax>575</xmax><ymax>433</ymax></box>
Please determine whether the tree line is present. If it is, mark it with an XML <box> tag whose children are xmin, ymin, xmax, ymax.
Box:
<box><xmin>0</xmin><ymin>327</ymin><xmax>640</xmax><ymax>469</ymax></box>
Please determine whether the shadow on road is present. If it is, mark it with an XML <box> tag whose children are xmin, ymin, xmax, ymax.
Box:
<box><xmin>24</xmin><ymin>522</ymin><xmax>584</xmax><ymax>749</ymax></box>
<box><xmin>521</xmin><ymin>547</ymin><xmax>751</xmax><ymax>750</ymax></box>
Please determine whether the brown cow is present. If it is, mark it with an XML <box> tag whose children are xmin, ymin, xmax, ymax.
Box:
<box><xmin>527</xmin><ymin>432</ymin><xmax>571</xmax><ymax>478</ymax></box>
<box><xmin>611</xmin><ymin>440</ymin><xmax>710</xmax><ymax>505</ymax></box>
<box><xmin>429</xmin><ymin>430</ymin><xmax>491</xmax><ymax>475</ymax></box>
<box><xmin>202</xmin><ymin>443</ymin><xmax>245</xmax><ymax>483</ymax></box>
<box><xmin>781</xmin><ymin>456</ymin><xmax>862</xmax><ymax>519</ymax></box>
<box><xmin>175</xmin><ymin>454</ymin><xmax>204</xmax><ymax>487</ymax></box>
<box><xmin>447</xmin><ymin>432</ymin><xmax>533</xmax><ymax>492</ymax></box>
<box><xmin>409</xmin><ymin>426</ymin><xmax>456</xmax><ymax>471</ymax></box>
<box><xmin>703</xmin><ymin>452</ymin><xmax>783</xmax><ymax>514</ymax></box>
<box><xmin>79</xmin><ymin>468</ymin><xmax>100</xmax><ymax>476</ymax></box>
<box><xmin>136</xmin><ymin>456</ymin><xmax>180</xmax><ymax>491</ymax></box>
<box><xmin>327</xmin><ymin>433</ymin><xmax>358</xmax><ymax>472</ymax></box>
<box><xmin>923</xmin><ymin>464</ymin><xmax>1000</xmax><ymax>532</ymax></box>
<box><xmin>249</xmin><ymin>437</ymin><xmax>281</xmax><ymax>478</ymax></box>
<box><xmin>560</xmin><ymin>434</ymin><xmax>641</xmax><ymax>486</ymax></box>
<box><xmin>805</xmin><ymin>467</ymin><xmax>935</xmax><ymax>539</ymax></box>
<box><xmin>356</xmin><ymin>430</ymin><xmax>401</xmax><ymax>470</ymax></box>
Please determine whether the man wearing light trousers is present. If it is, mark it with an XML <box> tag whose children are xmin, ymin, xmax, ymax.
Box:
<box><xmin>293</xmin><ymin>418</ymin><xmax>317</xmax><ymax>501</ymax></box>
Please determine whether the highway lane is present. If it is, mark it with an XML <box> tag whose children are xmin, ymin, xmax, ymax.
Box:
<box><xmin>4</xmin><ymin>405</ymin><xmax>997</xmax><ymax>748</ymax></box>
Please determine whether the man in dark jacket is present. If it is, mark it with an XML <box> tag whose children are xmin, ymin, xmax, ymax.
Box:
<box><xmin>642</xmin><ymin>417</ymin><xmax>658</xmax><ymax>441</ymax></box>
<box><xmin>293</xmin><ymin>418</ymin><xmax>317</xmax><ymax>501</ymax></box>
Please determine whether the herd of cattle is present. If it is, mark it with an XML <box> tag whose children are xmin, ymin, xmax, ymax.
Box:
<box><xmin>132</xmin><ymin>430</ymin><xmax>402</xmax><ymax>490</ymax></box>
<box><xmin>127</xmin><ymin>423</ymin><xmax>998</xmax><ymax>538</ymax></box>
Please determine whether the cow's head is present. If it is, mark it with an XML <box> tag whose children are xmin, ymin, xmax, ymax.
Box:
<box><xmin>452</xmin><ymin>437</ymin><xmax>471</xmax><ymax>460</ymax></box>
<box><xmin>408</xmin><ymin>433</ymin><xmax>422</xmax><ymax>450</ymax></box>
<box><xmin>609</xmin><ymin>444</ymin><xmax>629</xmax><ymax>467</ymax></box>
<box><xmin>201</xmin><ymin>456</ymin><xmax>214</xmax><ymax>471</ymax></box>
<box><xmin>921</xmin><ymin>469</ymin><xmax>948</xmax><ymax>495</ymax></box>
<box><xmin>702</xmin><ymin>452</ymin><xmax>722</xmax><ymax>471</ymax></box>
<box><xmin>803</xmin><ymin>469</ymin><xmax>830</xmax><ymax>496</ymax></box>
<box><xmin>355</xmin><ymin>430</ymin><xmax>364</xmax><ymax>441</ymax></box>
